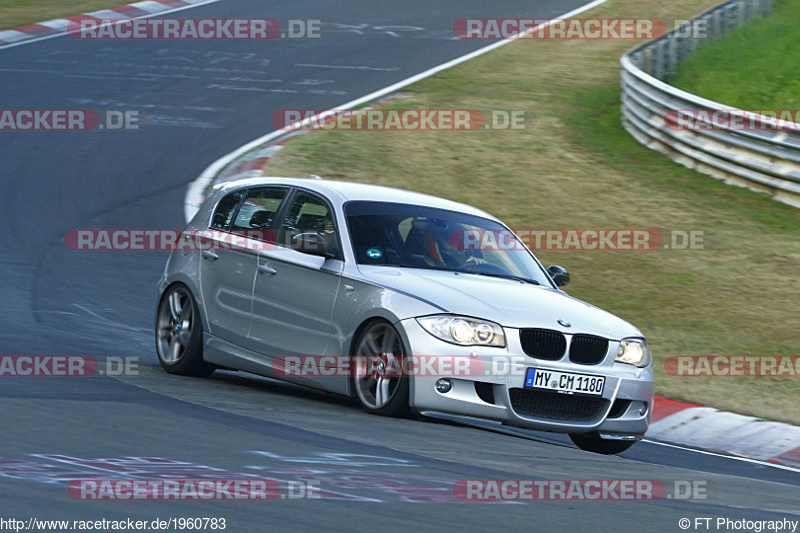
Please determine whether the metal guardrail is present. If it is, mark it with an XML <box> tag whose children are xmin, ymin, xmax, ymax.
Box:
<box><xmin>620</xmin><ymin>0</ymin><xmax>800</xmax><ymax>208</ymax></box>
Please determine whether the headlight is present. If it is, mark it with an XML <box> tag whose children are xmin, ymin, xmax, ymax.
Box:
<box><xmin>417</xmin><ymin>316</ymin><xmax>506</xmax><ymax>347</ymax></box>
<box><xmin>615</xmin><ymin>338</ymin><xmax>650</xmax><ymax>367</ymax></box>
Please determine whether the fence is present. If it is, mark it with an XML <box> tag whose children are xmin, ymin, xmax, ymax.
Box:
<box><xmin>620</xmin><ymin>0</ymin><xmax>800</xmax><ymax>208</ymax></box>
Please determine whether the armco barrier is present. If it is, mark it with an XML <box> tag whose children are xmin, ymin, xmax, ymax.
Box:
<box><xmin>620</xmin><ymin>0</ymin><xmax>800</xmax><ymax>208</ymax></box>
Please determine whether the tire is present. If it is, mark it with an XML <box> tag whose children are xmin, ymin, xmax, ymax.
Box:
<box><xmin>351</xmin><ymin>320</ymin><xmax>411</xmax><ymax>417</ymax></box>
<box><xmin>155</xmin><ymin>284</ymin><xmax>215</xmax><ymax>377</ymax></box>
<box><xmin>569</xmin><ymin>431</ymin><xmax>638</xmax><ymax>455</ymax></box>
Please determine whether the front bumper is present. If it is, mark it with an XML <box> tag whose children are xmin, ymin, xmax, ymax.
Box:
<box><xmin>398</xmin><ymin>318</ymin><xmax>654</xmax><ymax>437</ymax></box>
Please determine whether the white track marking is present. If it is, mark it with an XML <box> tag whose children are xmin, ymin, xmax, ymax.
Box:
<box><xmin>644</xmin><ymin>439</ymin><xmax>800</xmax><ymax>473</ymax></box>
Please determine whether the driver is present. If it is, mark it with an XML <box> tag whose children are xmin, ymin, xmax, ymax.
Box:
<box><xmin>421</xmin><ymin>219</ymin><xmax>486</xmax><ymax>269</ymax></box>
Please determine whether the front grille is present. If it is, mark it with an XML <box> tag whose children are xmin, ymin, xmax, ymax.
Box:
<box><xmin>519</xmin><ymin>329</ymin><xmax>566</xmax><ymax>360</ymax></box>
<box><xmin>569</xmin><ymin>335</ymin><xmax>609</xmax><ymax>365</ymax></box>
<box><xmin>509</xmin><ymin>388</ymin><xmax>608</xmax><ymax>422</ymax></box>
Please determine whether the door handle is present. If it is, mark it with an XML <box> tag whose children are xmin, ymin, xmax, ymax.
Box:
<box><xmin>258</xmin><ymin>264</ymin><xmax>277</xmax><ymax>276</ymax></box>
<box><xmin>202</xmin><ymin>250</ymin><xmax>219</xmax><ymax>261</ymax></box>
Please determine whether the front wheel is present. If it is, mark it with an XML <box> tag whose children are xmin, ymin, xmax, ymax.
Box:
<box><xmin>155</xmin><ymin>284</ymin><xmax>215</xmax><ymax>377</ymax></box>
<box><xmin>351</xmin><ymin>320</ymin><xmax>411</xmax><ymax>417</ymax></box>
<box><xmin>569</xmin><ymin>431</ymin><xmax>638</xmax><ymax>455</ymax></box>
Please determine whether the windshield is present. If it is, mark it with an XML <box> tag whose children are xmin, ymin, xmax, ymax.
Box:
<box><xmin>345</xmin><ymin>201</ymin><xmax>553</xmax><ymax>286</ymax></box>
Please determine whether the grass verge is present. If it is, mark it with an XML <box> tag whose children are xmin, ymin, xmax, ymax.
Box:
<box><xmin>0</xmin><ymin>0</ymin><xmax>125</xmax><ymax>30</ymax></box>
<box><xmin>670</xmin><ymin>0</ymin><xmax>800</xmax><ymax>108</ymax></box>
<box><xmin>264</xmin><ymin>0</ymin><xmax>800</xmax><ymax>424</ymax></box>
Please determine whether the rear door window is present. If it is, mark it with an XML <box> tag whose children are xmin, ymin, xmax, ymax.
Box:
<box><xmin>230</xmin><ymin>187</ymin><xmax>288</xmax><ymax>241</ymax></box>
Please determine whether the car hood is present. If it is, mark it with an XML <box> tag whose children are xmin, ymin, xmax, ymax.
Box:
<box><xmin>357</xmin><ymin>266</ymin><xmax>641</xmax><ymax>338</ymax></box>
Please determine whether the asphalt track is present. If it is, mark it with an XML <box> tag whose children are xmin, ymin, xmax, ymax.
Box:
<box><xmin>0</xmin><ymin>1</ymin><xmax>798</xmax><ymax>531</ymax></box>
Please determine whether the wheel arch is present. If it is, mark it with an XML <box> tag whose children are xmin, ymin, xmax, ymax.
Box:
<box><xmin>158</xmin><ymin>274</ymin><xmax>210</xmax><ymax>333</ymax></box>
<box><xmin>345</xmin><ymin>312</ymin><xmax>407</xmax><ymax>397</ymax></box>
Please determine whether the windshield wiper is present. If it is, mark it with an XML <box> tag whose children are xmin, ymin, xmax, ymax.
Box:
<box><xmin>462</xmin><ymin>271</ymin><xmax>540</xmax><ymax>285</ymax></box>
<box><xmin>396</xmin><ymin>263</ymin><xmax>452</xmax><ymax>271</ymax></box>
<box><xmin>390</xmin><ymin>264</ymin><xmax>541</xmax><ymax>285</ymax></box>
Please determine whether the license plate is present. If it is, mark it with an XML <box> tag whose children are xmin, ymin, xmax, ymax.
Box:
<box><xmin>524</xmin><ymin>368</ymin><xmax>605</xmax><ymax>396</ymax></box>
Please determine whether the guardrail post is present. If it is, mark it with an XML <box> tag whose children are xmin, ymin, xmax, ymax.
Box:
<box><xmin>655</xmin><ymin>40</ymin><xmax>666</xmax><ymax>80</ymax></box>
<box><xmin>667</xmin><ymin>36</ymin><xmax>678</xmax><ymax>78</ymax></box>
<box><xmin>710</xmin><ymin>10</ymin><xmax>722</xmax><ymax>40</ymax></box>
<box><xmin>725</xmin><ymin>3</ymin><xmax>737</xmax><ymax>30</ymax></box>
<box><xmin>738</xmin><ymin>0</ymin><xmax>748</xmax><ymax>25</ymax></box>
<box><xmin>642</xmin><ymin>46</ymin><xmax>654</xmax><ymax>76</ymax></box>
<box><xmin>687</xmin><ymin>23</ymin><xmax>698</xmax><ymax>56</ymax></box>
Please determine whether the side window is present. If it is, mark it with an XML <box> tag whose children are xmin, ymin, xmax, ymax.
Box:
<box><xmin>230</xmin><ymin>187</ymin><xmax>288</xmax><ymax>240</ymax></box>
<box><xmin>210</xmin><ymin>191</ymin><xmax>244</xmax><ymax>230</ymax></box>
<box><xmin>279</xmin><ymin>191</ymin><xmax>338</xmax><ymax>255</ymax></box>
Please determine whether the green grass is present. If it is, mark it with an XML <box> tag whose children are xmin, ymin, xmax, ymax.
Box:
<box><xmin>0</xmin><ymin>0</ymin><xmax>126</xmax><ymax>30</ymax></box>
<box><xmin>670</xmin><ymin>0</ymin><xmax>800</xmax><ymax>108</ymax></box>
<box><xmin>264</xmin><ymin>0</ymin><xmax>800</xmax><ymax>424</ymax></box>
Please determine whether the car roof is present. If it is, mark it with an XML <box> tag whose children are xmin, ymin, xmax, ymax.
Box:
<box><xmin>213</xmin><ymin>177</ymin><xmax>498</xmax><ymax>220</ymax></box>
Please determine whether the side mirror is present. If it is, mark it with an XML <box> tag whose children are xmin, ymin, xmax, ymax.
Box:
<box><xmin>291</xmin><ymin>232</ymin><xmax>333</xmax><ymax>258</ymax></box>
<box><xmin>211</xmin><ymin>212</ymin><xmax>228</xmax><ymax>229</ymax></box>
<box><xmin>546</xmin><ymin>265</ymin><xmax>570</xmax><ymax>287</ymax></box>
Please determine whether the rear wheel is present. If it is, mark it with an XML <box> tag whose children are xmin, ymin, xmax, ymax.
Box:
<box><xmin>569</xmin><ymin>431</ymin><xmax>638</xmax><ymax>455</ymax></box>
<box><xmin>352</xmin><ymin>320</ymin><xmax>411</xmax><ymax>417</ymax></box>
<box><xmin>155</xmin><ymin>284</ymin><xmax>215</xmax><ymax>377</ymax></box>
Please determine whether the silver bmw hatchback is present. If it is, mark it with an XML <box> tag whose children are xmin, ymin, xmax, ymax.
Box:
<box><xmin>156</xmin><ymin>177</ymin><xmax>654</xmax><ymax>454</ymax></box>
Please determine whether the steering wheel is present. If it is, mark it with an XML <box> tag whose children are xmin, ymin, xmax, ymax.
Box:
<box><xmin>458</xmin><ymin>262</ymin><xmax>513</xmax><ymax>276</ymax></box>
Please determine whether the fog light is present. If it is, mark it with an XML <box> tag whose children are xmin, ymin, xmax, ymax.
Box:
<box><xmin>639</xmin><ymin>403</ymin><xmax>648</xmax><ymax>416</ymax></box>
<box><xmin>435</xmin><ymin>378</ymin><xmax>452</xmax><ymax>393</ymax></box>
